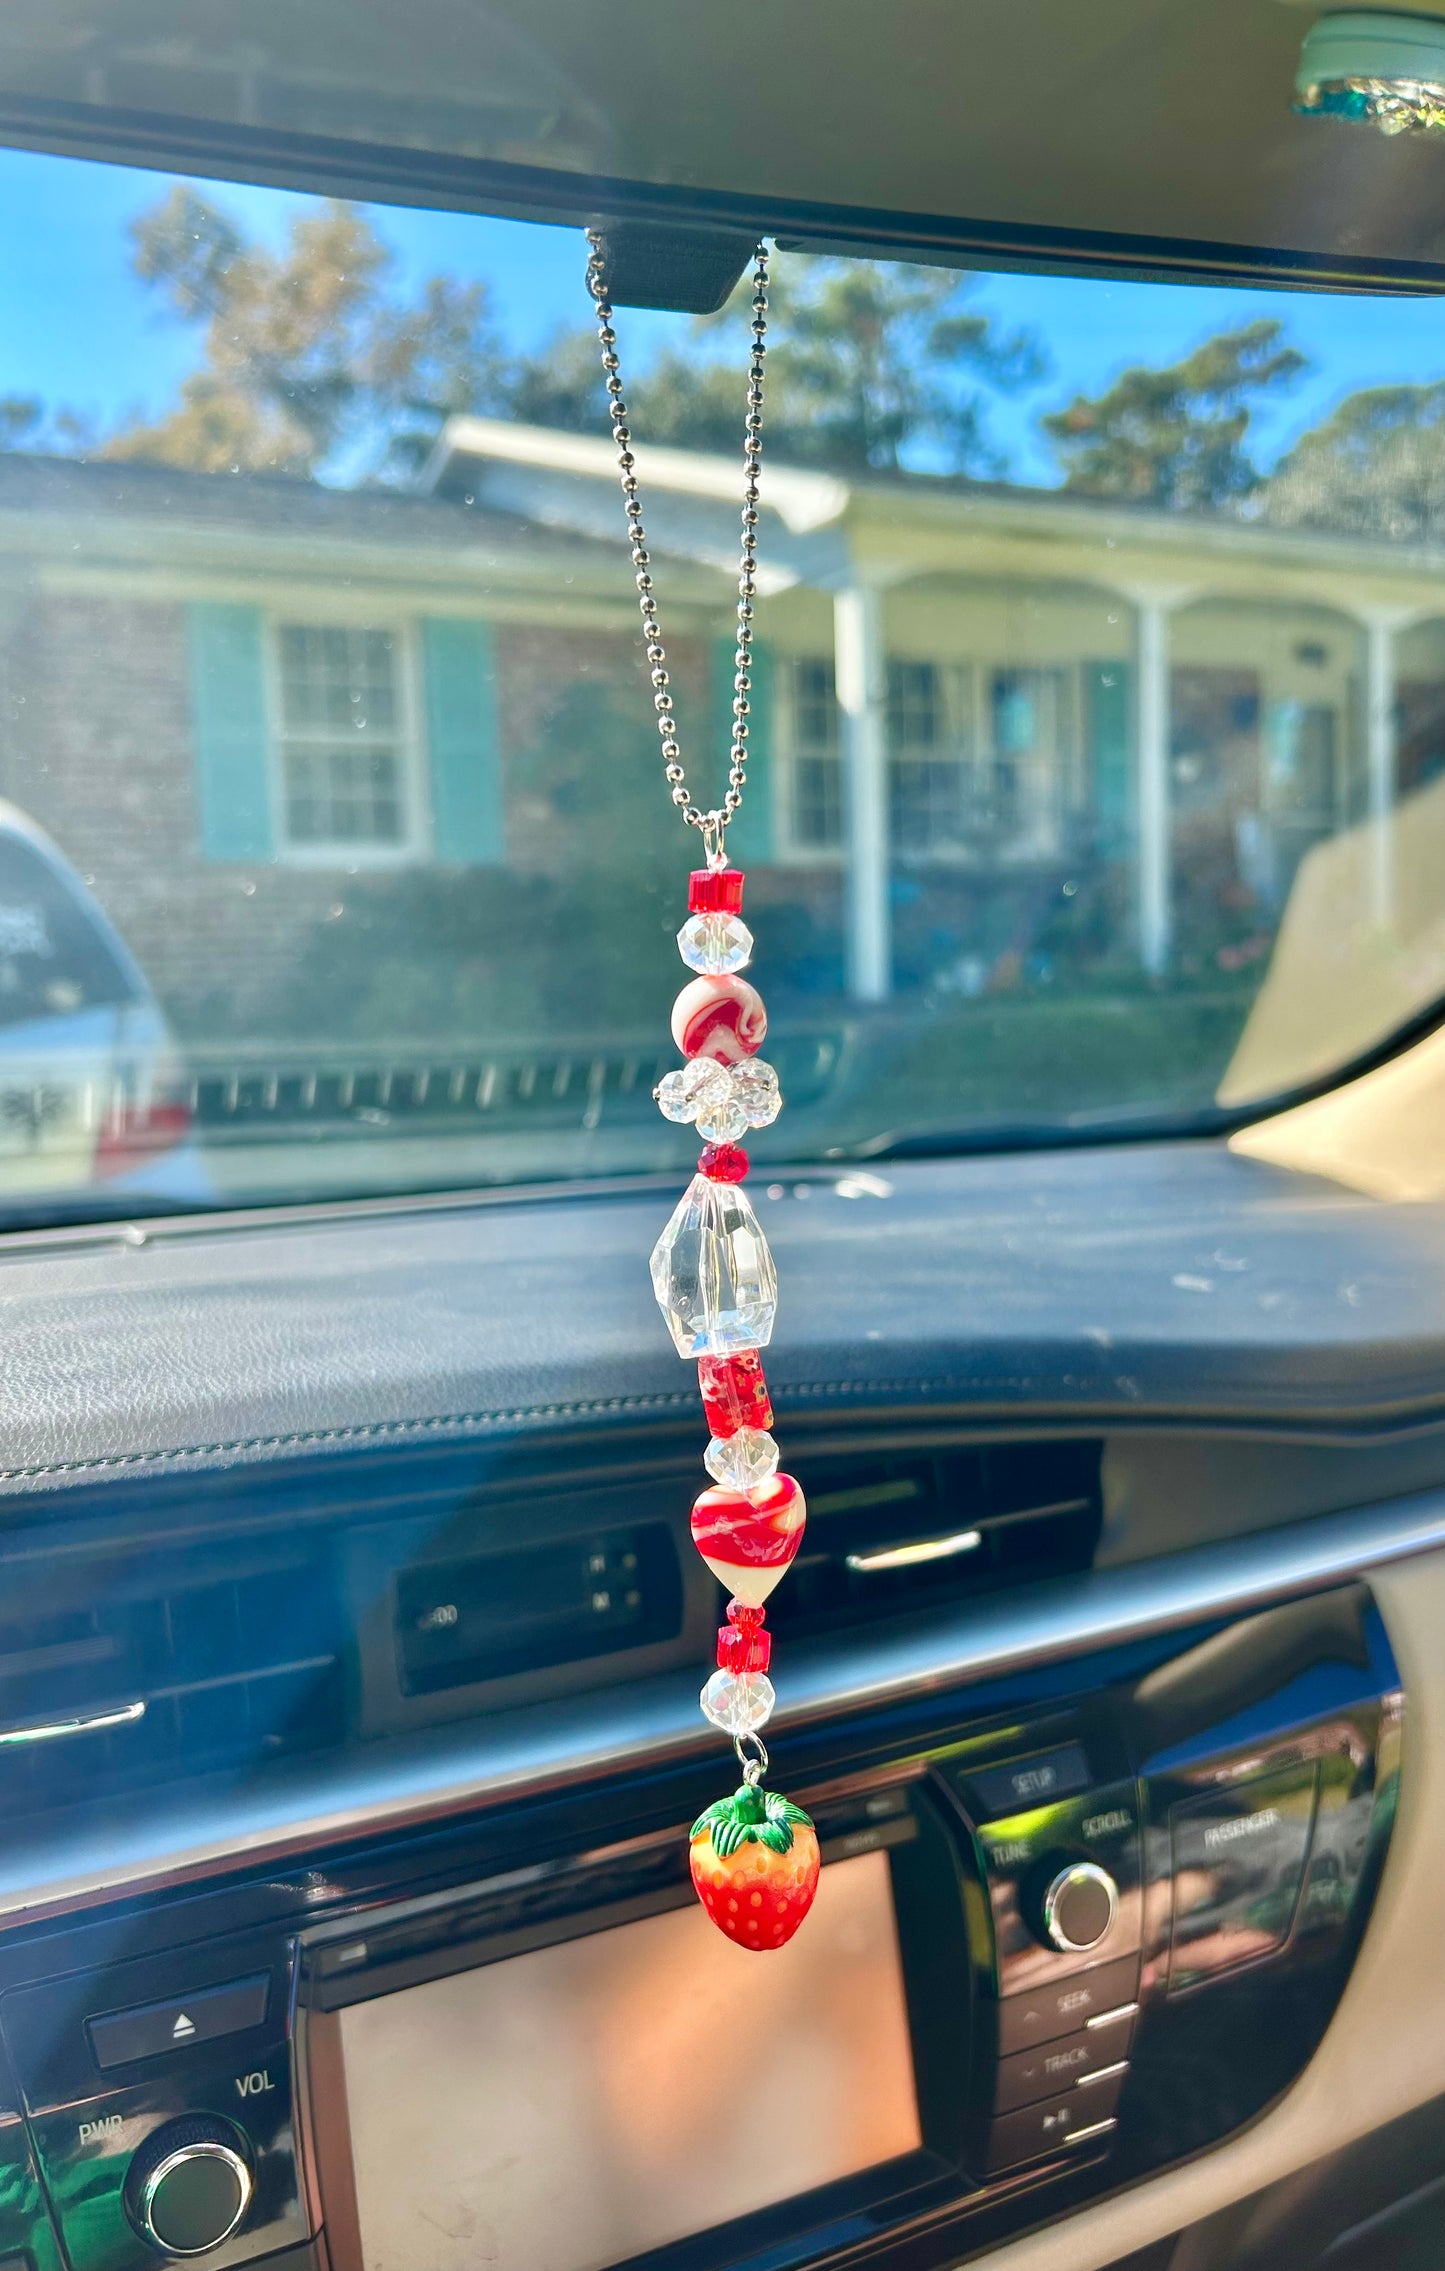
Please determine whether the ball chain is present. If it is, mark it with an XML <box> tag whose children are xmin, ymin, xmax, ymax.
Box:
<box><xmin>586</xmin><ymin>231</ymin><xmax>769</xmax><ymax>857</ymax></box>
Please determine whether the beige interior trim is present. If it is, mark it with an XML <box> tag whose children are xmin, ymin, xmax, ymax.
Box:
<box><xmin>1231</xmin><ymin>1020</ymin><xmax>1445</xmax><ymax>1203</ymax></box>
<box><xmin>963</xmin><ymin>1546</ymin><xmax>1445</xmax><ymax>2269</ymax></box>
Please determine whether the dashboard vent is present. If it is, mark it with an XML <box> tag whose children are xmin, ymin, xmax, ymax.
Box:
<box><xmin>0</xmin><ymin>1552</ymin><xmax>345</xmax><ymax>1820</ymax></box>
<box><xmin>394</xmin><ymin>1522</ymin><xmax>683</xmax><ymax>1695</ymax></box>
<box><xmin>766</xmin><ymin>1439</ymin><xmax>1102</xmax><ymax>1642</ymax></box>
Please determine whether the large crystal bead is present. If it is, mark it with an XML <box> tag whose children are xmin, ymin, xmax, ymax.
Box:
<box><xmin>730</xmin><ymin>1057</ymin><xmax>782</xmax><ymax>1128</ymax></box>
<box><xmin>678</xmin><ymin>911</ymin><xmax>754</xmax><ymax>976</ymax></box>
<box><xmin>650</xmin><ymin>1172</ymin><xmax>778</xmax><ymax>1357</ymax></box>
<box><xmin>654</xmin><ymin>1057</ymin><xmax>729</xmax><ymax>1125</ymax></box>
<box><xmin>700</xmin><ymin>1668</ymin><xmax>775</xmax><ymax>1735</ymax></box>
<box><xmin>704</xmin><ymin>1427</ymin><xmax>780</xmax><ymax>1491</ymax></box>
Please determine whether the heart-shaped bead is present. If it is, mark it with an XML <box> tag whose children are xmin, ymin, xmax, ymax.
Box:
<box><xmin>690</xmin><ymin>1473</ymin><xmax>806</xmax><ymax>1605</ymax></box>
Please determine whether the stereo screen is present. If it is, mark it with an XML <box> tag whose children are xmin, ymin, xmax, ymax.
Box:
<box><xmin>336</xmin><ymin>1850</ymin><xmax>921</xmax><ymax>2271</ymax></box>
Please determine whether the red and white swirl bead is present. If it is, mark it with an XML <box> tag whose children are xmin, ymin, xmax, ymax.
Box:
<box><xmin>671</xmin><ymin>974</ymin><xmax>767</xmax><ymax>1064</ymax></box>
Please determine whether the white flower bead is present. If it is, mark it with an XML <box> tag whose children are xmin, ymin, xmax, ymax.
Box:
<box><xmin>654</xmin><ymin>1057</ymin><xmax>729</xmax><ymax>1125</ymax></box>
<box><xmin>730</xmin><ymin>1057</ymin><xmax>782</xmax><ymax>1128</ymax></box>
<box><xmin>693</xmin><ymin>1086</ymin><xmax>750</xmax><ymax>1144</ymax></box>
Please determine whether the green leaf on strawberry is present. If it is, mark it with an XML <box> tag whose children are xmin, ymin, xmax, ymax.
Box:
<box><xmin>691</xmin><ymin>1782</ymin><xmax>812</xmax><ymax>1855</ymax></box>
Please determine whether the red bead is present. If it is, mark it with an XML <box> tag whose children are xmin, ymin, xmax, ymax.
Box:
<box><xmin>699</xmin><ymin>1142</ymin><xmax>749</xmax><ymax>1182</ymax></box>
<box><xmin>688</xmin><ymin>868</ymin><xmax>745</xmax><ymax>915</ymax></box>
<box><xmin>726</xmin><ymin>1600</ymin><xmax>766</xmax><ymax>1628</ymax></box>
<box><xmin>697</xmin><ymin>1349</ymin><xmax>774</xmax><ymax>1438</ymax></box>
<box><xmin>717</xmin><ymin>1602</ymin><xmax>772</xmax><ymax>1672</ymax></box>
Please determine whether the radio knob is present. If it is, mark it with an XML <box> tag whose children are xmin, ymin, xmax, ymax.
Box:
<box><xmin>1038</xmin><ymin>1861</ymin><xmax>1119</xmax><ymax>1953</ymax></box>
<box><xmin>125</xmin><ymin>2116</ymin><xmax>254</xmax><ymax>2257</ymax></box>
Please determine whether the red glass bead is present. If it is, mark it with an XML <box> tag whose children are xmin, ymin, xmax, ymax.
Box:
<box><xmin>699</xmin><ymin>1142</ymin><xmax>749</xmax><ymax>1183</ymax></box>
<box><xmin>688</xmin><ymin>867</ymin><xmax>745</xmax><ymax>915</ymax></box>
<box><xmin>697</xmin><ymin>1349</ymin><xmax>774</xmax><ymax>1438</ymax></box>
<box><xmin>717</xmin><ymin>1603</ymin><xmax>771</xmax><ymax>1673</ymax></box>
<box><xmin>726</xmin><ymin>1599</ymin><xmax>766</xmax><ymax>1628</ymax></box>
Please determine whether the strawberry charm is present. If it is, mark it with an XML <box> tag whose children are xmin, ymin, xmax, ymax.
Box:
<box><xmin>690</xmin><ymin>1781</ymin><xmax>821</xmax><ymax>1951</ymax></box>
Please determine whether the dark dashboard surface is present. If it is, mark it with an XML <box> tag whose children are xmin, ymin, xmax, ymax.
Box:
<box><xmin>3</xmin><ymin>1143</ymin><xmax>1445</xmax><ymax>1496</ymax></box>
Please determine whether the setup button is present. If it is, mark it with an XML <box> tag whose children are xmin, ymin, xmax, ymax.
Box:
<box><xmin>87</xmin><ymin>1976</ymin><xmax>270</xmax><ymax>2071</ymax></box>
<box><xmin>965</xmin><ymin>1745</ymin><xmax>1093</xmax><ymax>1820</ymax></box>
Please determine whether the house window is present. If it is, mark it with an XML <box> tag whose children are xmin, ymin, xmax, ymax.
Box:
<box><xmin>888</xmin><ymin>661</ymin><xmax>968</xmax><ymax>853</ymax></box>
<box><xmin>790</xmin><ymin>658</ymin><xmax>844</xmax><ymax>849</ymax></box>
<box><xmin>984</xmin><ymin>667</ymin><xmax>1070</xmax><ymax>857</ymax></box>
<box><xmin>274</xmin><ymin>624</ymin><xmax>415</xmax><ymax>853</ymax></box>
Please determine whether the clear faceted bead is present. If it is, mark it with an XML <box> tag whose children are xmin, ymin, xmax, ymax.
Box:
<box><xmin>654</xmin><ymin>1057</ymin><xmax>729</xmax><ymax>1125</ymax></box>
<box><xmin>693</xmin><ymin>1084</ymin><xmax>749</xmax><ymax>1144</ymax></box>
<box><xmin>650</xmin><ymin>1172</ymin><xmax>778</xmax><ymax>1358</ymax></box>
<box><xmin>730</xmin><ymin>1057</ymin><xmax>783</xmax><ymax>1128</ymax></box>
<box><xmin>677</xmin><ymin>912</ymin><xmax>754</xmax><ymax>976</ymax></box>
<box><xmin>704</xmin><ymin>1426</ymin><xmax>780</xmax><ymax>1491</ymax></box>
<box><xmin>700</xmin><ymin>1668</ymin><xmax>776</xmax><ymax>1735</ymax></box>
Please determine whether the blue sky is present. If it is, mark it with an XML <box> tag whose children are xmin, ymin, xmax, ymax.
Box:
<box><xmin>3</xmin><ymin>144</ymin><xmax>1445</xmax><ymax>486</ymax></box>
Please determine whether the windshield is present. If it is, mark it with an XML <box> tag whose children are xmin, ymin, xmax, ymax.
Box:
<box><xmin>2</xmin><ymin>146</ymin><xmax>1445</xmax><ymax>1218</ymax></box>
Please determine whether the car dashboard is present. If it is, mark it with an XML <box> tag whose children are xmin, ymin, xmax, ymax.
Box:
<box><xmin>0</xmin><ymin>1145</ymin><xmax>1441</xmax><ymax>2271</ymax></box>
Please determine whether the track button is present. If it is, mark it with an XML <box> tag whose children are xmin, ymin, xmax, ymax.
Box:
<box><xmin>995</xmin><ymin>2008</ymin><xmax>1134</xmax><ymax>2111</ymax></box>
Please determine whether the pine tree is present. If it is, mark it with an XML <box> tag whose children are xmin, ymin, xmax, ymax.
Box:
<box><xmin>101</xmin><ymin>187</ymin><xmax>504</xmax><ymax>478</ymax></box>
<box><xmin>1263</xmin><ymin>382</ymin><xmax>1445</xmax><ymax>542</ymax></box>
<box><xmin>1042</xmin><ymin>321</ymin><xmax>1305</xmax><ymax>511</ymax></box>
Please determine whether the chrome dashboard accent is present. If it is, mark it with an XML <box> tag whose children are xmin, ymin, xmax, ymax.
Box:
<box><xmin>0</xmin><ymin>1700</ymin><xmax>146</xmax><ymax>1746</ymax></box>
<box><xmin>846</xmin><ymin>1528</ymin><xmax>983</xmax><ymax>1572</ymax></box>
<box><xmin>0</xmin><ymin>1482</ymin><xmax>1440</xmax><ymax>1932</ymax></box>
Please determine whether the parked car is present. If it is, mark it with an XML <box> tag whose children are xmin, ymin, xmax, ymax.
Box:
<box><xmin>0</xmin><ymin>802</ymin><xmax>209</xmax><ymax>1204</ymax></box>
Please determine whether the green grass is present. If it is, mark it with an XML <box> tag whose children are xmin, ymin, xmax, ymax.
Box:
<box><xmin>849</xmin><ymin>987</ymin><xmax>1255</xmax><ymax>1142</ymax></box>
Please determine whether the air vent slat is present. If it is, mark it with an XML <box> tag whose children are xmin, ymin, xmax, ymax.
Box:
<box><xmin>766</xmin><ymin>1441</ymin><xmax>1103</xmax><ymax>1642</ymax></box>
<box><xmin>0</xmin><ymin>1555</ymin><xmax>345</xmax><ymax>1822</ymax></box>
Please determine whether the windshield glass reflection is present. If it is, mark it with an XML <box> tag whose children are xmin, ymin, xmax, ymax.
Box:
<box><xmin>1</xmin><ymin>150</ymin><xmax>1444</xmax><ymax>1217</ymax></box>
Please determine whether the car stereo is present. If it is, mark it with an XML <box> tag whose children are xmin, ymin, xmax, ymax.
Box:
<box><xmin>0</xmin><ymin>1584</ymin><xmax>1402</xmax><ymax>2271</ymax></box>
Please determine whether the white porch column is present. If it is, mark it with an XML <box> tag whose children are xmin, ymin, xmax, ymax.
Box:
<box><xmin>1135</xmin><ymin>596</ymin><xmax>1173</xmax><ymax>979</ymax></box>
<box><xmin>1355</xmin><ymin>606</ymin><xmax>1421</xmax><ymax>931</ymax></box>
<box><xmin>1113</xmin><ymin>584</ymin><xmax>1195</xmax><ymax>979</ymax></box>
<box><xmin>833</xmin><ymin>580</ymin><xmax>891</xmax><ymax>1002</ymax></box>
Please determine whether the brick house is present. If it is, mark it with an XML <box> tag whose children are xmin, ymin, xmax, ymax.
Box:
<box><xmin>0</xmin><ymin>437</ymin><xmax>1443</xmax><ymax>1050</ymax></box>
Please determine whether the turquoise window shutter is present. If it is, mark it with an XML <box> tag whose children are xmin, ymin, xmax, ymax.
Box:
<box><xmin>421</xmin><ymin>617</ymin><xmax>504</xmax><ymax>863</ymax></box>
<box><xmin>187</xmin><ymin>604</ymin><xmax>273</xmax><ymax>861</ymax></box>
<box><xmin>1086</xmin><ymin>660</ymin><xmax>1132</xmax><ymax>857</ymax></box>
<box><xmin>711</xmin><ymin>634</ymin><xmax>774</xmax><ymax>864</ymax></box>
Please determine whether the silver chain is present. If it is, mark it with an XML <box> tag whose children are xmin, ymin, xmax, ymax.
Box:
<box><xmin>586</xmin><ymin>231</ymin><xmax>769</xmax><ymax>857</ymax></box>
